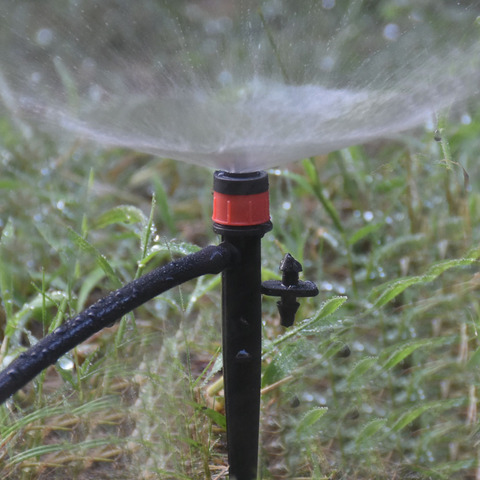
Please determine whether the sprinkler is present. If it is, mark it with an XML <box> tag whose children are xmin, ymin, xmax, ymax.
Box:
<box><xmin>212</xmin><ymin>171</ymin><xmax>272</xmax><ymax>480</ymax></box>
<box><xmin>0</xmin><ymin>170</ymin><xmax>318</xmax><ymax>479</ymax></box>
<box><xmin>212</xmin><ymin>170</ymin><xmax>319</xmax><ymax>479</ymax></box>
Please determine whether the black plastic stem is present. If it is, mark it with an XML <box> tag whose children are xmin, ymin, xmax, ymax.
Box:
<box><xmin>0</xmin><ymin>243</ymin><xmax>236</xmax><ymax>405</ymax></box>
<box><xmin>220</xmin><ymin>232</ymin><xmax>264</xmax><ymax>480</ymax></box>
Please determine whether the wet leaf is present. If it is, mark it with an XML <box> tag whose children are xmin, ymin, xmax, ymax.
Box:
<box><xmin>347</xmin><ymin>356</ymin><xmax>378</xmax><ymax>384</ymax></box>
<box><xmin>389</xmin><ymin>399</ymin><xmax>460</xmax><ymax>432</ymax></box>
<box><xmin>348</xmin><ymin>222</ymin><xmax>383</xmax><ymax>246</ymax></box>
<box><xmin>355</xmin><ymin>418</ymin><xmax>387</xmax><ymax>447</ymax></box>
<box><xmin>67</xmin><ymin>227</ymin><xmax>121</xmax><ymax>287</ymax></box>
<box><xmin>381</xmin><ymin>337</ymin><xmax>448</xmax><ymax>370</ymax></box>
<box><xmin>370</xmin><ymin>246</ymin><xmax>480</xmax><ymax>308</ymax></box>
<box><xmin>296</xmin><ymin>407</ymin><xmax>328</xmax><ymax>435</ymax></box>
<box><xmin>94</xmin><ymin>205</ymin><xmax>147</xmax><ymax>229</ymax></box>
<box><xmin>270</xmin><ymin>296</ymin><xmax>347</xmax><ymax>349</ymax></box>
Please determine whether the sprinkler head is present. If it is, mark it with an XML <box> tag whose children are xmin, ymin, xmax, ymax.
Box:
<box><xmin>212</xmin><ymin>170</ymin><xmax>272</xmax><ymax>236</ymax></box>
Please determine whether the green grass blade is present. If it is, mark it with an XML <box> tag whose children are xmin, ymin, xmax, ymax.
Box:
<box><xmin>67</xmin><ymin>227</ymin><xmax>121</xmax><ymax>288</ymax></box>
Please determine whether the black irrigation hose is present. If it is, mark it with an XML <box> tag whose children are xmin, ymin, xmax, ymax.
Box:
<box><xmin>0</xmin><ymin>243</ymin><xmax>237</xmax><ymax>405</ymax></box>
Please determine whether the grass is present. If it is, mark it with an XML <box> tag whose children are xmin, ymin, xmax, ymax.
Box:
<box><xmin>1</xmin><ymin>98</ymin><xmax>480</xmax><ymax>478</ymax></box>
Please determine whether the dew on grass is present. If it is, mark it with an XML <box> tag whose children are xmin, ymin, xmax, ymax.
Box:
<box><xmin>320</xmin><ymin>281</ymin><xmax>333</xmax><ymax>292</ymax></box>
<box><xmin>363</xmin><ymin>211</ymin><xmax>374</xmax><ymax>222</ymax></box>
<box><xmin>352</xmin><ymin>341</ymin><xmax>365</xmax><ymax>352</ymax></box>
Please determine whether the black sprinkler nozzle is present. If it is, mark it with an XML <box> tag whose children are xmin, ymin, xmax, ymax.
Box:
<box><xmin>262</xmin><ymin>253</ymin><xmax>319</xmax><ymax>327</ymax></box>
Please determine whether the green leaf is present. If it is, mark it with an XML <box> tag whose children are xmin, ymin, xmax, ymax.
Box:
<box><xmin>1</xmin><ymin>405</ymin><xmax>65</xmax><ymax>437</ymax></box>
<box><xmin>185</xmin><ymin>274</ymin><xmax>221</xmax><ymax>315</ymax></box>
<box><xmin>5</xmin><ymin>291</ymin><xmax>67</xmax><ymax>337</ymax></box>
<box><xmin>262</xmin><ymin>342</ymin><xmax>302</xmax><ymax>387</ymax></box>
<box><xmin>0</xmin><ymin>220</ymin><xmax>14</xmax><ymax>321</ymax></box>
<box><xmin>0</xmin><ymin>179</ymin><xmax>21</xmax><ymax>189</ymax></box>
<box><xmin>467</xmin><ymin>345</ymin><xmax>480</xmax><ymax>369</ymax></box>
<box><xmin>94</xmin><ymin>205</ymin><xmax>147</xmax><ymax>229</ymax></box>
<box><xmin>271</xmin><ymin>296</ymin><xmax>347</xmax><ymax>349</ymax></box>
<box><xmin>7</xmin><ymin>437</ymin><xmax>116</xmax><ymax>465</ymax></box>
<box><xmin>347</xmin><ymin>357</ymin><xmax>378</xmax><ymax>384</ymax></box>
<box><xmin>355</xmin><ymin>418</ymin><xmax>387</xmax><ymax>447</ymax></box>
<box><xmin>188</xmin><ymin>401</ymin><xmax>226</xmax><ymax>430</ymax></box>
<box><xmin>389</xmin><ymin>399</ymin><xmax>460</xmax><ymax>432</ymax></box>
<box><xmin>76</xmin><ymin>268</ymin><xmax>106</xmax><ymax>311</ymax></box>
<box><xmin>370</xmin><ymin>246</ymin><xmax>480</xmax><ymax>308</ymax></box>
<box><xmin>348</xmin><ymin>222</ymin><xmax>383</xmax><ymax>246</ymax></box>
<box><xmin>296</xmin><ymin>407</ymin><xmax>328</xmax><ymax>435</ymax></box>
<box><xmin>381</xmin><ymin>337</ymin><xmax>447</xmax><ymax>370</ymax></box>
<box><xmin>139</xmin><ymin>241</ymin><xmax>201</xmax><ymax>267</ymax></box>
<box><xmin>67</xmin><ymin>227</ymin><xmax>121</xmax><ymax>288</ymax></box>
<box><xmin>154</xmin><ymin>177</ymin><xmax>176</xmax><ymax>235</ymax></box>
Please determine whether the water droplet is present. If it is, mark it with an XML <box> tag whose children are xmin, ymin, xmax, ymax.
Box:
<box><xmin>383</xmin><ymin>23</ymin><xmax>400</xmax><ymax>41</ymax></box>
<box><xmin>218</xmin><ymin>70</ymin><xmax>233</xmax><ymax>86</ymax></box>
<box><xmin>105</xmin><ymin>318</ymin><xmax>116</xmax><ymax>328</ymax></box>
<box><xmin>320</xmin><ymin>281</ymin><xmax>333</xmax><ymax>291</ymax></box>
<box><xmin>35</xmin><ymin>28</ymin><xmax>54</xmax><ymax>47</ymax></box>
<box><xmin>58</xmin><ymin>356</ymin><xmax>74</xmax><ymax>371</ymax></box>
<box><xmin>88</xmin><ymin>84</ymin><xmax>104</xmax><ymax>102</ymax></box>
<box><xmin>322</xmin><ymin>0</ymin><xmax>335</xmax><ymax>9</ymax></box>
<box><xmin>302</xmin><ymin>392</ymin><xmax>314</xmax><ymax>402</ymax></box>
<box><xmin>282</xmin><ymin>201</ymin><xmax>291</xmax><ymax>211</ymax></box>
<box><xmin>55</xmin><ymin>325</ymin><xmax>67</xmax><ymax>335</ymax></box>
<box><xmin>239</xmin><ymin>316</ymin><xmax>249</xmax><ymax>328</ymax></box>
<box><xmin>352</xmin><ymin>341</ymin><xmax>364</xmax><ymax>352</ymax></box>
<box><xmin>235</xmin><ymin>349</ymin><xmax>251</xmax><ymax>362</ymax></box>
<box><xmin>363</xmin><ymin>211</ymin><xmax>374</xmax><ymax>222</ymax></box>
<box><xmin>320</xmin><ymin>55</ymin><xmax>335</xmax><ymax>72</ymax></box>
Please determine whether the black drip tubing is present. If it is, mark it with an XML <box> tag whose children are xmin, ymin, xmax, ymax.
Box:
<box><xmin>0</xmin><ymin>243</ymin><xmax>237</xmax><ymax>404</ymax></box>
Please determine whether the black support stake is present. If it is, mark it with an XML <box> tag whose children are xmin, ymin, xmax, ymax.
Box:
<box><xmin>212</xmin><ymin>171</ymin><xmax>272</xmax><ymax>480</ymax></box>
